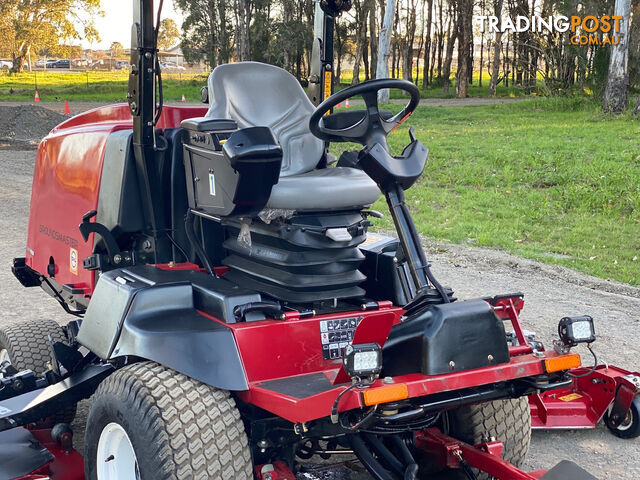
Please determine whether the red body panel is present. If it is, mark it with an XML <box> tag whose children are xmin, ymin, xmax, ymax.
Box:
<box><xmin>24</xmin><ymin>104</ymin><xmax>207</xmax><ymax>293</ymax></box>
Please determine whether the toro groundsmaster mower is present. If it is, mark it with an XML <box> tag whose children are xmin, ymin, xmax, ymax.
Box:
<box><xmin>1</xmin><ymin>1</ymin><xmax>638</xmax><ymax>479</ymax></box>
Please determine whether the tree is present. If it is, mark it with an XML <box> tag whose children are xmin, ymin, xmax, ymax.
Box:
<box><xmin>488</xmin><ymin>0</ymin><xmax>504</xmax><ymax>96</ymax></box>
<box><xmin>377</xmin><ymin>0</ymin><xmax>396</xmax><ymax>102</ymax></box>
<box><xmin>110</xmin><ymin>42</ymin><xmax>124</xmax><ymax>58</ymax></box>
<box><xmin>0</xmin><ymin>0</ymin><xmax>101</xmax><ymax>73</ymax></box>
<box><xmin>158</xmin><ymin>18</ymin><xmax>180</xmax><ymax>51</ymax></box>
<box><xmin>175</xmin><ymin>0</ymin><xmax>223</xmax><ymax>67</ymax></box>
<box><xmin>455</xmin><ymin>0</ymin><xmax>473</xmax><ymax>98</ymax></box>
<box><xmin>603</xmin><ymin>0</ymin><xmax>632</xmax><ymax>113</ymax></box>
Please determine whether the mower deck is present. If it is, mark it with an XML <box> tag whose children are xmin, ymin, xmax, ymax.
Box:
<box><xmin>530</xmin><ymin>364</ymin><xmax>640</xmax><ymax>430</ymax></box>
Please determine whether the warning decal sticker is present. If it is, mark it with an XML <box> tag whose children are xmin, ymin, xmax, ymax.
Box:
<box><xmin>70</xmin><ymin>247</ymin><xmax>78</xmax><ymax>275</ymax></box>
<box><xmin>559</xmin><ymin>393</ymin><xmax>583</xmax><ymax>402</ymax></box>
<box><xmin>319</xmin><ymin>316</ymin><xmax>362</xmax><ymax>360</ymax></box>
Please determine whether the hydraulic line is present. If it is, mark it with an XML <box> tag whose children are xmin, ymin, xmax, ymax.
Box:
<box><xmin>349</xmin><ymin>434</ymin><xmax>395</xmax><ymax>480</ymax></box>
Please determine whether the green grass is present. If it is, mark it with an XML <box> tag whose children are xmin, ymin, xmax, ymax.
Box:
<box><xmin>0</xmin><ymin>68</ymin><xmax>532</xmax><ymax>102</ymax></box>
<box><xmin>0</xmin><ymin>71</ymin><xmax>208</xmax><ymax>102</ymax></box>
<box><xmin>334</xmin><ymin>97</ymin><xmax>640</xmax><ymax>285</ymax></box>
<box><xmin>338</xmin><ymin>68</ymin><xmax>533</xmax><ymax>98</ymax></box>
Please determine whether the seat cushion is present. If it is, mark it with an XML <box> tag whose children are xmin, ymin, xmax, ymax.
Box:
<box><xmin>266</xmin><ymin>167</ymin><xmax>380</xmax><ymax>211</ymax></box>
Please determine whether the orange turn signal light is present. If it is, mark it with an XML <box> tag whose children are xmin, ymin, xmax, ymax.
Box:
<box><xmin>362</xmin><ymin>383</ymin><xmax>409</xmax><ymax>406</ymax></box>
<box><xmin>544</xmin><ymin>353</ymin><xmax>581</xmax><ymax>373</ymax></box>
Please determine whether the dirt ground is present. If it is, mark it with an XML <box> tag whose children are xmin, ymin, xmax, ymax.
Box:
<box><xmin>0</xmin><ymin>105</ymin><xmax>69</xmax><ymax>143</ymax></box>
<box><xmin>0</xmin><ymin>119</ymin><xmax>638</xmax><ymax>478</ymax></box>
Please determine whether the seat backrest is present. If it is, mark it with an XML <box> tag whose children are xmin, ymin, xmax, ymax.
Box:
<box><xmin>207</xmin><ymin>62</ymin><xmax>324</xmax><ymax>177</ymax></box>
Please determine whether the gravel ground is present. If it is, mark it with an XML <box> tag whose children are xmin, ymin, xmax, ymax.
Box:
<box><xmin>0</xmin><ymin>105</ymin><xmax>69</xmax><ymax>143</ymax></box>
<box><xmin>0</xmin><ymin>144</ymin><xmax>638</xmax><ymax>479</ymax></box>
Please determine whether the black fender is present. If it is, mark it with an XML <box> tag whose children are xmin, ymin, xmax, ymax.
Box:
<box><xmin>77</xmin><ymin>266</ymin><xmax>264</xmax><ymax>391</ymax></box>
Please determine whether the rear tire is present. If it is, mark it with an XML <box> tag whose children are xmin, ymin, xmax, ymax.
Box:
<box><xmin>417</xmin><ymin>397</ymin><xmax>531</xmax><ymax>480</ymax></box>
<box><xmin>84</xmin><ymin>361</ymin><xmax>253</xmax><ymax>480</ymax></box>
<box><xmin>0</xmin><ymin>318</ymin><xmax>76</xmax><ymax>425</ymax></box>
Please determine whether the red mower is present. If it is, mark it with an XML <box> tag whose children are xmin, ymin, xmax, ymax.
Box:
<box><xmin>1</xmin><ymin>1</ymin><xmax>637</xmax><ymax>479</ymax></box>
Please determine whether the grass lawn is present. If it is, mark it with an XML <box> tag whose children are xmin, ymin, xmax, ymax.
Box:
<box><xmin>0</xmin><ymin>71</ymin><xmax>209</xmax><ymax>103</ymax></box>
<box><xmin>0</xmin><ymin>68</ymin><xmax>529</xmax><ymax>102</ymax></box>
<box><xmin>348</xmin><ymin>97</ymin><xmax>640</xmax><ymax>286</ymax></box>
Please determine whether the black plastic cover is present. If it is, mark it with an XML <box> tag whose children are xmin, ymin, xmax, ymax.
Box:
<box><xmin>540</xmin><ymin>461</ymin><xmax>599</xmax><ymax>480</ymax></box>
<box><xmin>382</xmin><ymin>300</ymin><xmax>510</xmax><ymax>376</ymax></box>
<box><xmin>0</xmin><ymin>428</ymin><xmax>53</xmax><ymax>478</ymax></box>
<box><xmin>183</xmin><ymin>126</ymin><xmax>282</xmax><ymax>217</ymax></box>
<box><xmin>77</xmin><ymin>266</ymin><xmax>262</xmax><ymax>391</ymax></box>
<box><xmin>358</xmin><ymin>139</ymin><xmax>428</xmax><ymax>190</ymax></box>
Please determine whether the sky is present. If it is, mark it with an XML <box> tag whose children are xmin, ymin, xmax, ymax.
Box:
<box><xmin>82</xmin><ymin>0</ymin><xmax>184</xmax><ymax>49</ymax></box>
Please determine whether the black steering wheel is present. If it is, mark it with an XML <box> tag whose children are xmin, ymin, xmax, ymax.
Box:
<box><xmin>309</xmin><ymin>78</ymin><xmax>420</xmax><ymax>147</ymax></box>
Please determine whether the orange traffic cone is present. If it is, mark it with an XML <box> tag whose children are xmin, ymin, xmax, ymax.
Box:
<box><xmin>64</xmin><ymin>100</ymin><xmax>70</xmax><ymax>114</ymax></box>
<box><xmin>34</xmin><ymin>90</ymin><xmax>40</xmax><ymax>102</ymax></box>
<box><xmin>345</xmin><ymin>98</ymin><xmax>350</xmax><ymax>108</ymax></box>
<box><xmin>181</xmin><ymin>94</ymin><xmax>186</xmax><ymax>102</ymax></box>
<box><xmin>336</xmin><ymin>102</ymin><xmax>341</xmax><ymax>108</ymax></box>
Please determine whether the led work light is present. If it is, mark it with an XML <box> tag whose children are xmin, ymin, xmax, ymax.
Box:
<box><xmin>558</xmin><ymin>315</ymin><xmax>596</xmax><ymax>347</ymax></box>
<box><xmin>343</xmin><ymin>343</ymin><xmax>382</xmax><ymax>380</ymax></box>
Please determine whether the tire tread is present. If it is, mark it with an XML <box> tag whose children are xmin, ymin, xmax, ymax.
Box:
<box><xmin>88</xmin><ymin>361</ymin><xmax>252</xmax><ymax>480</ymax></box>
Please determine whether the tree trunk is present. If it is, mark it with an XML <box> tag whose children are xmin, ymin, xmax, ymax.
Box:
<box><xmin>488</xmin><ymin>0</ymin><xmax>503</xmax><ymax>96</ymax></box>
<box><xmin>369</xmin><ymin>0</ymin><xmax>378</xmax><ymax>79</ymax></box>
<box><xmin>603</xmin><ymin>0</ymin><xmax>632</xmax><ymax>113</ymax></box>
<box><xmin>633</xmin><ymin>96</ymin><xmax>640</xmax><ymax>116</ymax></box>
<box><xmin>442</xmin><ymin>28</ymin><xmax>457</xmax><ymax>94</ymax></box>
<box><xmin>455</xmin><ymin>0</ymin><xmax>473</xmax><ymax>98</ymax></box>
<box><xmin>377</xmin><ymin>0</ymin><xmax>396</xmax><ymax>102</ymax></box>
<box><xmin>421</xmin><ymin>0</ymin><xmax>433</xmax><ymax>88</ymax></box>
<box><xmin>351</xmin><ymin>0</ymin><xmax>367</xmax><ymax>85</ymax></box>
<box><xmin>235</xmin><ymin>0</ymin><xmax>251</xmax><ymax>61</ymax></box>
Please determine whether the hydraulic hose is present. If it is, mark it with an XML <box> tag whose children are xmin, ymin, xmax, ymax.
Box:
<box><xmin>349</xmin><ymin>434</ymin><xmax>395</xmax><ymax>480</ymax></box>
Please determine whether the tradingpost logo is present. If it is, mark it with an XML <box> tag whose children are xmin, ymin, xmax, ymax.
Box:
<box><xmin>476</xmin><ymin>15</ymin><xmax>624</xmax><ymax>46</ymax></box>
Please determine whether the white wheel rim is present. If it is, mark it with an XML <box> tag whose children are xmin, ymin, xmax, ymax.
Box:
<box><xmin>96</xmin><ymin>422</ymin><xmax>141</xmax><ymax>480</ymax></box>
<box><xmin>616</xmin><ymin>410</ymin><xmax>634</xmax><ymax>431</ymax></box>
<box><xmin>0</xmin><ymin>349</ymin><xmax>10</xmax><ymax>378</ymax></box>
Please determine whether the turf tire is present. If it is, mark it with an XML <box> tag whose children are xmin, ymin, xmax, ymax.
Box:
<box><xmin>448</xmin><ymin>397</ymin><xmax>531</xmax><ymax>480</ymax></box>
<box><xmin>84</xmin><ymin>361</ymin><xmax>253</xmax><ymax>480</ymax></box>
<box><xmin>0</xmin><ymin>317</ymin><xmax>76</xmax><ymax>424</ymax></box>
<box><xmin>416</xmin><ymin>397</ymin><xmax>531</xmax><ymax>479</ymax></box>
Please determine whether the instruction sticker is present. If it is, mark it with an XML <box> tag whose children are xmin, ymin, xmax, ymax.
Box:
<box><xmin>559</xmin><ymin>393</ymin><xmax>583</xmax><ymax>402</ymax></box>
<box><xmin>69</xmin><ymin>247</ymin><xmax>78</xmax><ymax>275</ymax></box>
<box><xmin>209</xmin><ymin>173</ymin><xmax>216</xmax><ymax>196</ymax></box>
<box><xmin>319</xmin><ymin>316</ymin><xmax>362</xmax><ymax>360</ymax></box>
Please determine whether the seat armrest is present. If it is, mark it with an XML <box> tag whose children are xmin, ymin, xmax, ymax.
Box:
<box><xmin>181</xmin><ymin>117</ymin><xmax>238</xmax><ymax>132</ymax></box>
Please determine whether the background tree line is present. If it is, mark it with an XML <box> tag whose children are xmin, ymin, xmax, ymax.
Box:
<box><xmin>175</xmin><ymin>0</ymin><xmax>640</xmax><ymax>107</ymax></box>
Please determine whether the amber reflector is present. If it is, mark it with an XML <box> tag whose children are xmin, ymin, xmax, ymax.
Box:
<box><xmin>544</xmin><ymin>353</ymin><xmax>581</xmax><ymax>373</ymax></box>
<box><xmin>362</xmin><ymin>383</ymin><xmax>409</xmax><ymax>406</ymax></box>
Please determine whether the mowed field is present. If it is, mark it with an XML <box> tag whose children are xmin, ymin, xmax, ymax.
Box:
<box><xmin>367</xmin><ymin>97</ymin><xmax>640</xmax><ymax>286</ymax></box>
